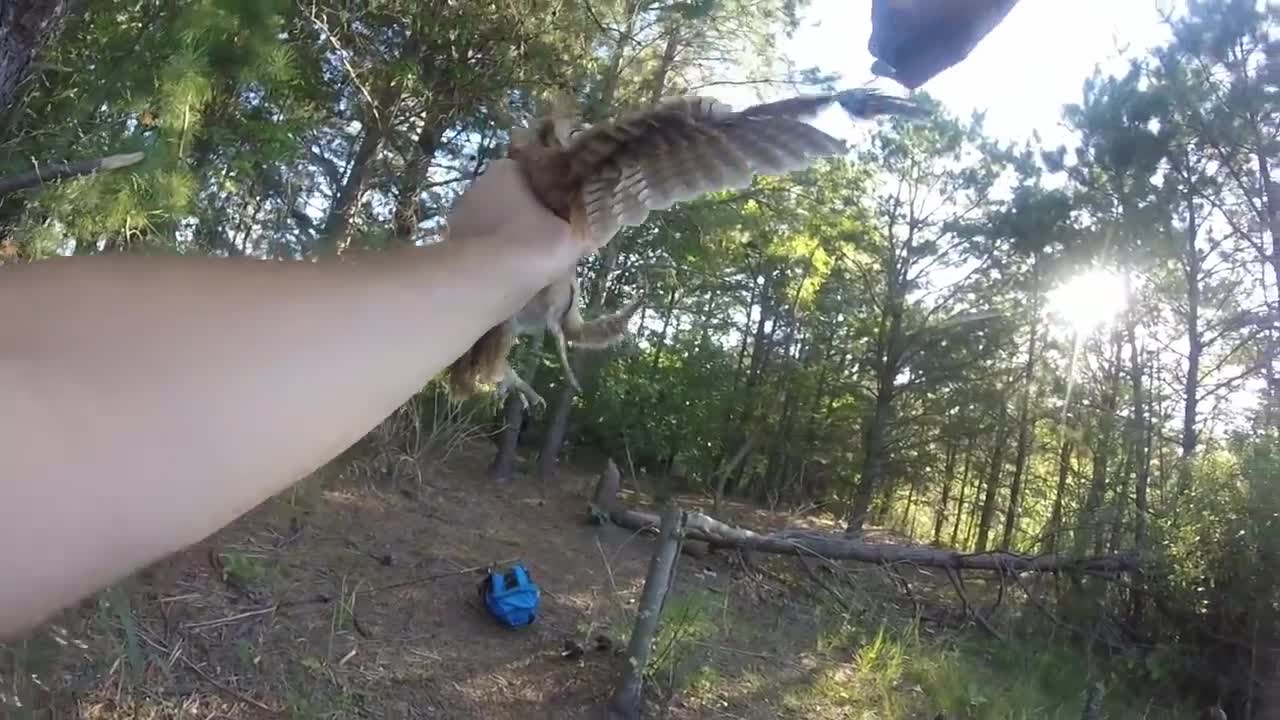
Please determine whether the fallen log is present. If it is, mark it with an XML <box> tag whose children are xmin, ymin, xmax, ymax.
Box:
<box><xmin>591</xmin><ymin>463</ymin><xmax>1138</xmax><ymax>577</ymax></box>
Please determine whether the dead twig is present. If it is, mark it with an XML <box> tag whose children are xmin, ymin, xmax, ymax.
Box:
<box><xmin>943</xmin><ymin>567</ymin><xmax>1004</xmax><ymax>642</ymax></box>
<box><xmin>182</xmin><ymin>605</ymin><xmax>277</xmax><ymax>631</ymax></box>
<box><xmin>130</xmin><ymin>627</ymin><xmax>283</xmax><ymax>715</ymax></box>
<box><xmin>795</xmin><ymin>556</ymin><xmax>854</xmax><ymax>615</ymax></box>
<box><xmin>304</xmin><ymin>4</ymin><xmax>379</xmax><ymax>121</ymax></box>
<box><xmin>881</xmin><ymin>561</ymin><xmax>923</xmax><ymax>620</ymax></box>
<box><xmin>357</xmin><ymin>559</ymin><xmax>515</xmax><ymax>596</ymax></box>
<box><xmin>688</xmin><ymin>640</ymin><xmax>774</xmax><ymax>660</ymax></box>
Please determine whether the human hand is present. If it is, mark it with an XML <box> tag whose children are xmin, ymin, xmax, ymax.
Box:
<box><xmin>447</xmin><ymin>158</ymin><xmax>574</xmax><ymax>257</ymax></box>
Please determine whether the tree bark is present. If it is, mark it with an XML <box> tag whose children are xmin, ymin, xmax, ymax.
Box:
<box><xmin>975</xmin><ymin>405</ymin><xmax>1010</xmax><ymax>552</ymax></box>
<box><xmin>1076</xmin><ymin>329</ymin><xmax>1124</xmax><ymax>556</ymax></box>
<box><xmin>1255</xmin><ymin>150</ymin><xmax>1280</xmax><ymax>416</ymax></box>
<box><xmin>391</xmin><ymin>123</ymin><xmax>443</xmax><ymax>243</ymax></box>
<box><xmin>649</xmin><ymin>284</ymin><xmax>678</xmax><ymax>371</ymax></box>
<box><xmin>1125</xmin><ymin>283</ymin><xmax>1152</xmax><ymax>630</ymax></box>
<box><xmin>0</xmin><ymin>0</ymin><xmax>81</xmax><ymax>124</ymax></box>
<box><xmin>712</xmin><ymin>435</ymin><xmax>754</xmax><ymax>513</ymax></box>
<box><xmin>587</xmin><ymin>0</ymin><xmax>642</xmax><ymax>121</ymax></box>
<box><xmin>1044</xmin><ymin>438</ymin><xmax>1074</xmax><ymax>555</ymax></box>
<box><xmin>933</xmin><ymin>437</ymin><xmax>958</xmax><ymax>545</ymax></box>
<box><xmin>949</xmin><ymin>439</ymin><xmax>974</xmax><ymax>548</ymax></box>
<box><xmin>488</xmin><ymin>394</ymin><xmax>529</xmax><ymax>483</ymax></box>
<box><xmin>648</xmin><ymin>19</ymin><xmax>683</xmax><ymax>104</ymax></box>
<box><xmin>318</xmin><ymin>82</ymin><xmax>404</xmax><ymax>254</ymax></box>
<box><xmin>719</xmin><ymin>274</ymin><xmax>776</xmax><ymax>496</ymax></box>
<box><xmin>1002</xmin><ymin>302</ymin><xmax>1041</xmax><ymax>551</ymax></box>
<box><xmin>607</xmin><ymin>504</ymin><xmax>684</xmax><ymax>720</ymax></box>
<box><xmin>847</xmin><ymin>385</ymin><xmax>893</xmax><ymax>534</ymax></box>
<box><xmin>846</xmin><ymin>276</ymin><xmax>905</xmax><ymax>533</ymax></box>
<box><xmin>489</xmin><ymin>328</ymin><xmax>544</xmax><ymax>482</ymax></box>
<box><xmin>1179</xmin><ymin>176</ymin><xmax>1202</xmax><ymax>497</ymax></box>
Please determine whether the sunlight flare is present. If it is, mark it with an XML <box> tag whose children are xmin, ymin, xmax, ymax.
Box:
<box><xmin>1045</xmin><ymin>268</ymin><xmax>1127</xmax><ymax>334</ymax></box>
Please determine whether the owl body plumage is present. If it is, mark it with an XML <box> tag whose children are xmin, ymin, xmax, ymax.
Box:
<box><xmin>447</xmin><ymin>272</ymin><xmax>643</xmax><ymax>409</ymax></box>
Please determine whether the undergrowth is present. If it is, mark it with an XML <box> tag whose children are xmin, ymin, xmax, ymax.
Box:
<box><xmin>635</xmin><ymin>573</ymin><xmax>1196</xmax><ymax>720</ymax></box>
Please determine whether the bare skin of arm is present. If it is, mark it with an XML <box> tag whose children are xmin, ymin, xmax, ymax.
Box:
<box><xmin>0</xmin><ymin>159</ymin><xmax>580</xmax><ymax>638</ymax></box>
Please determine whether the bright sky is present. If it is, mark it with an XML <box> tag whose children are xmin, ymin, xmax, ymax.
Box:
<box><xmin>780</xmin><ymin>0</ymin><xmax>1180</xmax><ymax>145</ymax></box>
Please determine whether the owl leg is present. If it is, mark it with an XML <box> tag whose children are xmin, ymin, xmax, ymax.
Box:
<box><xmin>547</xmin><ymin>319</ymin><xmax>583</xmax><ymax>394</ymax></box>
<box><xmin>498</xmin><ymin>364</ymin><xmax>545</xmax><ymax>410</ymax></box>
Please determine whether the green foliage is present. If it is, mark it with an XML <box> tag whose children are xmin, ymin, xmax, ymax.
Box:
<box><xmin>795</xmin><ymin>612</ymin><xmax>1194</xmax><ymax>719</ymax></box>
<box><xmin>217</xmin><ymin>550</ymin><xmax>264</xmax><ymax>587</ymax></box>
<box><xmin>3</xmin><ymin>0</ymin><xmax>1277</xmax><ymax>714</ymax></box>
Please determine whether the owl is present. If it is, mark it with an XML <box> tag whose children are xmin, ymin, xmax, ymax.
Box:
<box><xmin>447</xmin><ymin>272</ymin><xmax>642</xmax><ymax>409</ymax></box>
<box><xmin>447</xmin><ymin>87</ymin><xmax>927</xmax><ymax>408</ymax></box>
<box><xmin>508</xmin><ymin>87</ymin><xmax>928</xmax><ymax>251</ymax></box>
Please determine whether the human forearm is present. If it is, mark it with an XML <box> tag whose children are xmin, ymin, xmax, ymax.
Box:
<box><xmin>0</xmin><ymin>227</ymin><xmax>575</xmax><ymax>636</ymax></box>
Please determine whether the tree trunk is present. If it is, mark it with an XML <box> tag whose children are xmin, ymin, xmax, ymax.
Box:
<box><xmin>846</xmin><ymin>310</ymin><xmax>903</xmax><ymax>533</ymax></box>
<box><xmin>319</xmin><ymin>82</ymin><xmax>403</xmax><ymax>253</ymax></box>
<box><xmin>1002</xmin><ymin>301</ymin><xmax>1041</xmax><ymax>551</ymax></box>
<box><xmin>1105</xmin><ymin>444</ymin><xmax>1133</xmax><ymax>556</ymax></box>
<box><xmin>649</xmin><ymin>284</ymin><xmax>678</xmax><ymax>371</ymax></box>
<box><xmin>765</xmin><ymin>378</ymin><xmax>799</xmax><ymax>504</ymax></box>
<box><xmin>763</xmin><ymin>289</ymin><xmax>807</xmax><ymax>503</ymax></box>
<box><xmin>536</xmin><ymin>242</ymin><xmax>623</xmax><ymax>479</ymax></box>
<box><xmin>975</xmin><ymin>406</ymin><xmax>1010</xmax><ymax>552</ymax></box>
<box><xmin>0</xmin><ymin>0</ymin><xmax>81</xmax><ymax>124</ymax></box>
<box><xmin>1179</xmin><ymin>178</ymin><xmax>1202</xmax><ymax>495</ymax></box>
<box><xmin>712</xmin><ymin>435</ymin><xmax>754</xmax><ymax>512</ymax></box>
<box><xmin>648</xmin><ymin>20</ymin><xmax>682</xmax><ymax>104</ymax></box>
<box><xmin>607</xmin><ymin>505</ymin><xmax>684</xmax><ymax>720</ymax></box>
<box><xmin>1125</xmin><ymin>282</ymin><xmax>1152</xmax><ymax>630</ymax></box>
<box><xmin>391</xmin><ymin>122</ymin><xmax>443</xmax><ymax>243</ymax></box>
<box><xmin>588</xmin><ymin>0</ymin><xmax>642</xmax><ymax>120</ymax></box>
<box><xmin>846</xmin><ymin>386</ymin><xmax>893</xmax><ymax>534</ymax></box>
<box><xmin>1255</xmin><ymin>151</ymin><xmax>1280</xmax><ymax>415</ymax></box>
<box><xmin>1076</xmin><ymin>329</ymin><xmax>1124</xmax><ymax>556</ymax></box>
<box><xmin>489</xmin><ymin>328</ymin><xmax>544</xmax><ymax>482</ymax></box>
<box><xmin>902</xmin><ymin>477</ymin><xmax>917</xmax><ymax>535</ymax></box>
<box><xmin>721</xmin><ymin>276</ymin><xmax>776</xmax><ymax>495</ymax></box>
<box><xmin>933</xmin><ymin>437</ymin><xmax>959</xmax><ymax>545</ymax></box>
<box><xmin>949</xmin><ymin>440</ymin><xmax>974</xmax><ymax>548</ymax></box>
<box><xmin>1044</xmin><ymin>438</ymin><xmax>1074</xmax><ymax>555</ymax></box>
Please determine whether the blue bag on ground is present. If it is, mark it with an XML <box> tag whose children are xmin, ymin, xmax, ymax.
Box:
<box><xmin>479</xmin><ymin>564</ymin><xmax>540</xmax><ymax>627</ymax></box>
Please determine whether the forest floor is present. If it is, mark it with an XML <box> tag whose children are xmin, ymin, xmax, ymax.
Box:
<box><xmin>2</xmin><ymin>441</ymin><xmax>1170</xmax><ymax>720</ymax></box>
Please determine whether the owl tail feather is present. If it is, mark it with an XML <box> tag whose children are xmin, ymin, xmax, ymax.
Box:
<box><xmin>446</xmin><ymin>322</ymin><xmax>516</xmax><ymax>400</ymax></box>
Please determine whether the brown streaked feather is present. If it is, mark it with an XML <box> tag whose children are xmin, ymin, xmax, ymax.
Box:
<box><xmin>543</xmin><ymin>88</ymin><xmax>924</xmax><ymax>247</ymax></box>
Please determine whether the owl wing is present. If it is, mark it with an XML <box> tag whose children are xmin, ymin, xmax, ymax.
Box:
<box><xmin>563</xmin><ymin>90</ymin><xmax>924</xmax><ymax>245</ymax></box>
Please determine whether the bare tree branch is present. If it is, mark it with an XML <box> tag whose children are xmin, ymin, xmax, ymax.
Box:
<box><xmin>0</xmin><ymin>151</ymin><xmax>144</xmax><ymax>195</ymax></box>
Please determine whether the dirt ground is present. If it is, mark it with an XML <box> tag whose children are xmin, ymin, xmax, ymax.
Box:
<box><xmin>1</xmin><ymin>442</ymin><xmax>928</xmax><ymax>720</ymax></box>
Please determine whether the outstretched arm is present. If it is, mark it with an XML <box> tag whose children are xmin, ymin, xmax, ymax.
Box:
<box><xmin>0</xmin><ymin>159</ymin><xmax>579</xmax><ymax>638</ymax></box>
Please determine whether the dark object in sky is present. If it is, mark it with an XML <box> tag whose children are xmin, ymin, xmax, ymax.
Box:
<box><xmin>869</xmin><ymin>0</ymin><xmax>1022</xmax><ymax>89</ymax></box>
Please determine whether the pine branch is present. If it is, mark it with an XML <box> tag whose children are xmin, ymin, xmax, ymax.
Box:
<box><xmin>0</xmin><ymin>151</ymin><xmax>145</xmax><ymax>195</ymax></box>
